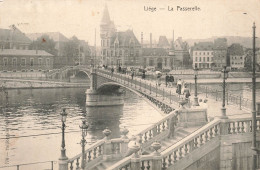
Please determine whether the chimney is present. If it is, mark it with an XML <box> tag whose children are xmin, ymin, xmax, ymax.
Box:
<box><xmin>150</xmin><ymin>33</ymin><xmax>152</xmax><ymax>48</ymax></box>
<box><xmin>141</xmin><ymin>32</ymin><xmax>143</xmax><ymax>48</ymax></box>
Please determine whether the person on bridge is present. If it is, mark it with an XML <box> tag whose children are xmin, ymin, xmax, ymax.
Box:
<box><xmin>131</xmin><ymin>70</ymin><xmax>134</xmax><ymax>80</ymax></box>
<box><xmin>165</xmin><ymin>73</ymin><xmax>169</xmax><ymax>87</ymax></box>
<box><xmin>142</xmin><ymin>70</ymin><xmax>146</xmax><ymax>79</ymax></box>
<box><xmin>176</xmin><ymin>79</ymin><xmax>182</xmax><ymax>95</ymax></box>
<box><xmin>111</xmin><ymin>67</ymin><xmax>114</xmax><ymax>76</ymax></box>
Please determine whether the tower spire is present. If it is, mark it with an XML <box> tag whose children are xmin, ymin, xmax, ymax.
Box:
<box><xmin>101</xmin><ymin>4</ymin><xmax>111</xmax><ymax>25</ymax></box>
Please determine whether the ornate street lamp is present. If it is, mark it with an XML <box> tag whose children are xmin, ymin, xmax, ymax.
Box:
<box><xmin>79</xmin><ymin>120</ymin><xmax>88</xmax><ymax>170</ymax></box>
<box><xmin>193</xmin><ymin>65</ymin><xmax>199</xmax><ymax>106</ymax></box>
<box><xmin>59</xmin><ymin>108</ymin><xmax>68</xmax><ymax>170</ymax></box>
<box><xmin>221</xmin><ymin>66</ymin><xmax>229</xmax><ymax>118</ymax></box>
<box><xmin>251</xmin><ymin>22</ymin><xmax>258</xmax><ymax>170</ymax></box>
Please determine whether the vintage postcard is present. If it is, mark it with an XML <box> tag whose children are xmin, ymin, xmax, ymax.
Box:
<box><xmin>0</xmin><ymin>0</ymin><xmax>260</xmax><ymax>169</ymax></box>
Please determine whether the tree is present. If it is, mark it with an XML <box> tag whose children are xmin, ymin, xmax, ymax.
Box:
<box><xmin>29</xmin><ymin>35</ymin><xmax>57</xmax><ymax>56</ymax></box>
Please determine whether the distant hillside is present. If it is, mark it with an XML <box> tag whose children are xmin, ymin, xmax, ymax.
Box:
<box><xmin>185</xmin><ymin>36</ymin><xmax>260</xmax><ymax>48</ymax></box>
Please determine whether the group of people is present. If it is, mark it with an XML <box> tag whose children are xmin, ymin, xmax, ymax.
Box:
<box><xmin>176</xmin><ymin>79</ymin><xmax>191</xmax><ymax>99</ymax></box>
<box><xmin>165</xmin><ymin>73</ymin><xmax>175</xmax><ymax>87</ymax></box>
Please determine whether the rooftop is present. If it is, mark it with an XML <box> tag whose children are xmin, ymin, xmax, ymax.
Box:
<box><xmin>0</xmin><ymin>49</ymin><xmax>54</xmax><ymax>56</ymax></box>
<box><xmin>26</xmin><ymin>32</ymin><xmax>69</xmax><ymax>42</ymax></box>
<box><xmin>193</xmin><ymin>42</ymin><xmax>214</xmax><ymax>51</ymax></box>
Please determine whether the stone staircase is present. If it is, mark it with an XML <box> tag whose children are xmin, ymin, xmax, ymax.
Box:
<box><xmin>89</xmin><ymin>126</ymin><xmax>201</xmax><ymax>170</ymax></box>
<box><xmin>143</xmin><ymin>127</ymin><xmax>200</xmax><ymax>155</ymax></box>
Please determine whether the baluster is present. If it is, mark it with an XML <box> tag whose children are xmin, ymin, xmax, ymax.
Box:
<box><xmin>162</xmin><ymin>157</ymin><xmax>167</xmax><ymax>170</ymax></box>
<box><xmin>93</xmin><ymin>147</ymin><xmax>97</xmax><ymax>159</ymax></box>
<box><xmin>179</xmin><ymin>147</ymin><xmax>183</xmax><ymax>159</ymax></box>
<box><xmin>168</xmin><ymin>154</ymin><xmax>172</xmax><ymax>166</ymax></box>
<box><xmin>245</xmin><ymin>120</ymin><xmax>250</xmax><ymax>132</ymax></box>
<box><xmin>173</xmin><ymin>150</ymin><xmax>177</xmax><ymax>162</ymax></box>
<box><xmin>112</xmin><ymin>143</ymin><xmax>115</xmax><ymax>154</ymax></box>
<box><xmin>209</xmin><ymin>128</ymin><xmax>213</xmax><ymax>139</ymax></box>
<box><xmin>98</xmin><ymin>145</ymin><xmax>102</xmax><ymax>156</ymax></box>
<box><xmin>194</xmin><ymin>137</ymin><xmax>198</xmax><ymax>149</ymax></box>
<box><xmin>162</xmin><ymin>122</ymin><xmax>166</xmax><ymax>131</ymax></box>
<box><xmin>205</xmin><ymin>131</ymin><xmax>208</xmax><ymax>142</ymax></box>
<box><xmin>70</xmin><ymin>161</ymin><xmax>74</xmax><ymax>170</ymax></box>
<box><xmin>149</xmin><ymin>130</ymin><xmax>152</xmax><ymax>139</ymax></box>
<box><xmin>232</xmin><ymin>122</ymin><xmax>236</xmax><ymax>133</ymax></box>
<box><xmin>76</xmin><ymin>158</ymin><xmax>80</xmax><ymax>169</ymax></box>
<box><xmin>158</xmin><ymin>124</ymin><xmax>161</xmax><ymax>133</ymax></box>
<box><xmin>141</xmin><ymin>161</ymin><xmax>145</xmax><ymax>170</ymax></box>
<box><xmin>184</xmin><ymin>144</ymin><xmax>188</xmax><ymax>155</ymax></box>
<box><xmin>146</xmin><ymin>160</ymin><xmax>151</xmax><ymax>170</ymax></box>
<box><xmin>88</xmin><ymin>150</ymin><xmax>92</xmax><ymax>162</ymax></box>
<box><xmin>228</xmin><ymin>123</ymin><xmax>231</xmax><ymax>134</ymax></box>
<box><xmin>199</xmin><ymin>134</ymin><xmax>203</xmax><ymax>146</ymax></box>
<box><xmin>214</xmin><ymin>125</ymin><xmax>218</xmax><ymax>136</ymax></box>
<box><xmin>241</xmin><ymin>122</ymin><xmax>245</xmax><ymax>133</ymax></box>
<box><xmin>258</xmin><ymin>120</ymin><xmax>260</xmax><ymax>131</ymax></box>
<box><xmin>144</xmin><ymin>132</ymin><xmax>148</xmax><ymax>142</ymax></box>
<box><xmin>237</xmin><ymin>122</ymin><xmax>241</xmax><ymax>133</ymax></box>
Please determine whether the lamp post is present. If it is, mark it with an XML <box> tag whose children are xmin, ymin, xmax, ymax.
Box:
<box><xmin>59</xmin><ymin>108</ymin><xmax>68</xmax><ymax>170</ymax></box>
<box><xmin>221</xmin><ymin>66</ymin><xmax>229</xmax><ymax>118</ymax></box>
<box><xmin>193</xmin><ymin>65</ymin><xmax>199</xmax><ymax>106</ymax></box>
<box><xmin>251</xmin><ymin>22</ymin><xmax>258</xmax><ymax>170</ymax></box>
<box><xmin>79</xmin><ymin>120</ymin><xmax>88</xmax><ymax>170</ymax></box>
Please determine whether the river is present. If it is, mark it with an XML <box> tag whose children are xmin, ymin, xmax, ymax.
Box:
<box><xmin>0</xmin><ymin>87</ymin><xmax>164</xmax><ymax>170</ymax></box>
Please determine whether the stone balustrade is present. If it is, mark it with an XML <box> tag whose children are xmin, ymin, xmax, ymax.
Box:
<box><xmin>67</xmin><ymin>140</ymin><xmax>105</xmax><ymax>170</ymax></box>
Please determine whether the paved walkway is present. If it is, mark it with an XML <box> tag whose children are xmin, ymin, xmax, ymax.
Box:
<box><xmin>131</xmin><ymin>75</ymin><xmax>253</xmax><ymax>120</ymax></box>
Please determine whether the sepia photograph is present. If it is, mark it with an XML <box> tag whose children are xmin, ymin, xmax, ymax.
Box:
<box><xmin>0</xmin><ymin>0</ymin><xmax>260</xmax><ymax>169</ymax></box>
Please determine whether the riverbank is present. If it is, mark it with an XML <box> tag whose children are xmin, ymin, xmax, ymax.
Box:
<box><xmin>0</xmin><ymin>78</ymin><xmax>89</xmax><ymax>89</ymax></box>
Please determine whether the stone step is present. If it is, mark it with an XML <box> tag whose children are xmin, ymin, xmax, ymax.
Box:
<box><xmin>90</xmin><ymin>160</ymin><xmax>119</xmax><ymax>170</ymax></box>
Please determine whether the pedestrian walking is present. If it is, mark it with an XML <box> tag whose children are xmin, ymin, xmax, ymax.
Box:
<box><xmin>111</xmin><ymin>67</ymin><xmax>114</xmax><ymax>76</ymax></box>
<box><xmin>165</xmin><ymin>73</ymin><xmax>169</xmax><ymax>87</ymax></box>
<box><xmin>131</xmin><ymin>70</ymin><xmax>134</xmax><ymax>80</ymax></box>
<box><xmin>176</xmin><ymin>79</ymin><xmax>182</xmax><ymax>95</ymax></box>
<box><xmin>156</xmin><ymin>73</ymin><xmax>162</xmax><ymax>86</ymax></box>
<box><xmin>169</xmin><ymin>74</ymin><xmax>174</xmax><ymax>87</ymax></box>
<box><xmin>142</xmin><ymin>70</ymin><xmax>146</xmax><ymax>79</ymax></box>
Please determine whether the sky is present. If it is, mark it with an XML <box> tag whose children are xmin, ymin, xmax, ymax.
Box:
<box><xmin>0</xmin><ymin>0</ymin><xmax>260</xmax><ymax>46</ymax></box>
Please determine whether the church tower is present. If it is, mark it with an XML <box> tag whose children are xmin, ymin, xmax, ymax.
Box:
<box><xmin>100</xmin><ymin>4</ymin><xmax>116</xmax><ymax>65</ymax></box>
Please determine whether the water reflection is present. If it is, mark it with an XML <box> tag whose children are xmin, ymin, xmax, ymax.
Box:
<box><xmin>0</xmin><ymin>87</ymin><xmax>163</xmax><ymax>168</ymax></box>
<box><xmin>86</xmin><ymin>105</ymin><xmax>123</xmax><ymax>139</ymax></box>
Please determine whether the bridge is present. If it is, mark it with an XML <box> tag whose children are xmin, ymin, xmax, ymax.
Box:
<box><xmin>57</xmin><ymin>66</ymin><xmax>260</xmax><ymax>170</ymax></box>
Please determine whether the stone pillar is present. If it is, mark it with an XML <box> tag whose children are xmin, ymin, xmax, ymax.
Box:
<box><xmin>102</xmin><ymin>128</ymin><xmax>113</xmax><ymax>161</ymax></box>
<box><xmin>151</xmin><ymin>142</ymin><xmax>162</xmax><ymax>170</ymax></box>
<box><xmin>219</xmin><ymin>119</ymin><xmax>229</xmax><ymax>135</ymax></box>
<box><xmin>121</xmin><ymin>127</ymin><xmax>130</xmax><ymax>156</ymax></box>
<box><xmin>59</xmin><ymin>158</ymin><xmax>68</xmax><ymax>170</ymax></box>
<box><xmin>130</xmin><ymin>144</ymin><xmax>141</xmax><ymax>170</ymax></box>
<box><xmin>90</xmin><ymin>67</ymin><xmax>97</xmax><ymax>91</ymax></box>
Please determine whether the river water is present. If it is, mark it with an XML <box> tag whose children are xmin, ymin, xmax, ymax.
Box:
<box><xmin>0</xmin><ymin>87</ymin><xmax>163</xmax><ymax>170</ymax></box>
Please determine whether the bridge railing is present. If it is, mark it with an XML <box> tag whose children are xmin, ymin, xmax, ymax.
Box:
<box><xmin>197</xmin><ymin>85</ymin><xmax>252</xmax><ymax>111</ymax></box>
<box><xmin>96</xmin><ymin>69</ymin><xmax>181</xmax><ymax>106</ymax></box>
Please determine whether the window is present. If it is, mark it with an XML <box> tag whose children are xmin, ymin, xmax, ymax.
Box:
<box><xmin>149</xmin><ymin>59</ymin><xmax>154</xmax><ymax>66</ymax></box>
<box><xmin>46</xmin><ymin>58</ymin><xmax>50</xmax><ymax>67</ymax></box>
<box><xmin>12</xmin><ymin>58</ymin><xmax>17</xmax><ymax>67</ymax></box>
<box><xmin>203</xmin><ymin>57</ymin><xmax>205</xmax><ymax>62</ymax></box>
<box><xmin>207</xmin><ymin>52</ymin><xmax>209</xmax><ymax>55</ymax></box>
<box><xmin>38</xmin><ymin>58</ymin><xmax>42</xmax><ymax>66</ymax></box>
<box><xmin>199</xmin><ymin>57</ymin><xmax>201</xmax><ymax>62</ymax></box>
<box><xmin>195</xmin><ymin>52</ymin><xmax>197</xmax><ymax>55</ymax></box>
<box><xmin>195</xmin><ymin>57</ymin><xmax>197</xmax><ymax>62</ymax></box>
<box><xmin>3</xmin><ymin>58</ymin><xmax>8</xmax><ymax>66</ymax></box>
<box><xmin>107</xmin><ymin>40</ymin><xmax>109</xmax><ymax>47</ymax></box>
<box><xmin>21</xmin><ymin>58</ymin><xmax>26</xmax><ymax>66</ymax></box>
<box><xmin>30</xmin><ymin>58</ymin><xmax>34</xmax><ymax>67</ymax></box>
<box><xmin>165</xmin><ymin>58</ymin><xmax>167</xmax><ymax>66</ymax></box>
<box><xmin>207</xmin><ymin>57</ymin><xmax>209</xmax><ymax>62</ymax></box>
<box><xmin>203</xmin><ymin>52</ymin><xmax>205</xmax><ymax>55</ymax></box>
<box><xmin>199</xmin><ymin>52</ymin><xmax>201</xmax><ymax>55</ymax></box>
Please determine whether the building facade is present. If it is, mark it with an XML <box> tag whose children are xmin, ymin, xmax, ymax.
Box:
<box><xmin>212</xmin><ymin>38</ymin><xmax>228</xmax><ymax>69</ymax></box>
<box><xmin>100</xmin><ymin>5</ymin><xmax>141</xmax><ymax>67</ymax></box>
<box><xmin>228</xmin><ymin>43</ymin><xmax>245</xmax><ymax>69</ymax></box>
<box><xmin>143</xmin><ymin>48</ymin><xmax>173</xmax><ymax>70</ymax></box>
<box><xmin>0</xmin><ymin>26</ymin><xmax>32</xmax><ymax>50</ymax></box>
<box><xmin>192</xmin><ymin>42</ymin><xmax>214</xmax><ymax>69</ymax></box>
<box><xmin>0</xmin><ymin>49</ymin><xmax>54</xmax><ymax>72</ymax></box>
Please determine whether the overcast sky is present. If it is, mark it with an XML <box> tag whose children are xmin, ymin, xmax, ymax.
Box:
<box><xmin>0</xmin><ymin>0</ymin><xmax>259</xmax><ymax>46</ymax></box>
